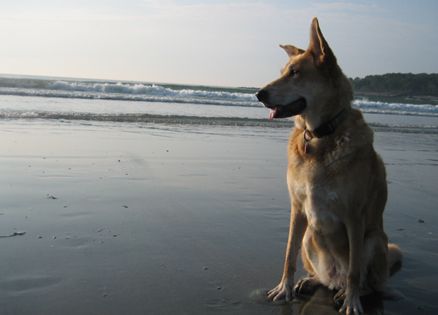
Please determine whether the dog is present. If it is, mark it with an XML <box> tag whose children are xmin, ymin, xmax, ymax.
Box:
<box><xmin>256</xmin><ymin>18</ymin><xmax>402</xmax><ymax>315</ymax></box>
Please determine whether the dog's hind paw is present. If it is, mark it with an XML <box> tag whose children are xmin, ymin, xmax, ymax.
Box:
<box><xmin>334</xmin><ymin>288</ymin><xmax>346</xmax><ymax>306</ymax></box>
<box><xmin>293</xmin><ymin>277</ymin><xmax>322</xmax><ymax>298</ymax></box>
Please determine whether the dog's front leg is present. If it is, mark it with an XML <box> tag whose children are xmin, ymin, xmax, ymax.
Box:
<box><xmin>267</xmin><ymin>202</ymin><xmax>307</xmax><ymax>302</ymax></box>
<box><xmin>340</xmin><ymin>219</ymin><xmax>364</xmax><ymax>315</ymax></box>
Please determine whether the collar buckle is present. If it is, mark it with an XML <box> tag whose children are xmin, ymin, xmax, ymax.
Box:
<box><xmin>303</xmin><ymin>129</ymin><xmax>313</xmax><ymax>142</ymax></box>
<box><xmin>303</xmin><ymin>129</ymin><xmax>313</xmax><ymax>154</ymax></box>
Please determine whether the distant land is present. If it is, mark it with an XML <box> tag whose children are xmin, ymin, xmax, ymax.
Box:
<box><xmin>350</xmin><ymin>73</ymin><xmax>438</xmax><ymax>105</ymax></box>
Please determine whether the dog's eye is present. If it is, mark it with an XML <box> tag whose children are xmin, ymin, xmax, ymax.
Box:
<box><xmin>290</xmin><ymin>68</ymin><xmax>299</xmax><ymax>77</ymax></box>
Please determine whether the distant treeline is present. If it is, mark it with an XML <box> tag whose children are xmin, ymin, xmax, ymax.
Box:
<box><xmin>350</xmin><ymin>73</ymin><xmax>438</xmax><ymax>97</ymax></box>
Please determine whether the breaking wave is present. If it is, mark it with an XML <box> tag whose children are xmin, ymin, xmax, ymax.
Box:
<box><xmin>48</xmin><ymin>81</ymin><xmax>255</xmax><ymax>101</ymax></box>
<box><xmin>0</xmin><ymin>77</ymin><xmax>259</xmax><ymax>108</ymax></box>
<box><xmin>352</xmin><ymin>99</ymin><xmax>438</xmax><ymax>117</ymax></box>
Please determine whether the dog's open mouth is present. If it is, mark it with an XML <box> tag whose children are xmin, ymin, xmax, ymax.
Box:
<box><xmin>267</xmin><ymin>98</ymin><xmax>306</xmax><ymax>120</ymax></box>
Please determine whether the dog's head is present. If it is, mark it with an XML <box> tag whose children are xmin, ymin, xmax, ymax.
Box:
<box><xmin>256</xmin><ymin>18</ymin><xmax>352</xmax><ymax>128</ymax></box>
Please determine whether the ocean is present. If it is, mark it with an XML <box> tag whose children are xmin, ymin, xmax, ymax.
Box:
<box><xmin>0</xmin><ymin>75</ymin><xmax>437</xmax><ymax>133</ymax></box>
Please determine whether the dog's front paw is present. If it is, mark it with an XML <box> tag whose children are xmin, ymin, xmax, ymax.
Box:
<box><xmin>266</xmin><ymin>278</ymin><xmax>294</xmax><ymax>302</ymax></box>
<box><xmin>339</xmin><ymin>289</ymin><xmax>363</xmax><ymax>315</ymax></box>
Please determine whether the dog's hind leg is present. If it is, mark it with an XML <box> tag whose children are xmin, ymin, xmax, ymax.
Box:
<box><xmin>362</xmin><ymin>230</ymin><xmax>403</xmax><ymax>293</ymax></box>
<box><xmin>388</xmin><ymin>243</ymin><xmax>402</xmax><ymax>276</ymax></box>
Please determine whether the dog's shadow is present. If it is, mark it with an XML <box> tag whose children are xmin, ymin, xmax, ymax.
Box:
<box><xmin>296</xmin><ymin>287</ymin><xmax>385</xmax><ymax>315</ymax></box>
<box><xmin>252</xmin><ymin>287</ymin><xmax>385</xmax><ymax>315</ymax></box>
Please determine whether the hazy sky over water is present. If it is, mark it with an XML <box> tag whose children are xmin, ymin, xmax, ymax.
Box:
<box><xmin>1</xmin><ymin>0</ymin><xmax>437</xmax><ymax>87</ymax></box>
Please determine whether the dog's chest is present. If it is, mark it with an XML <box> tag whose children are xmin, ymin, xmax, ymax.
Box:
<box><xmin>294</xmin><ymin>179</ymin><xmax>343</xmax><ymax>233</ymax></box>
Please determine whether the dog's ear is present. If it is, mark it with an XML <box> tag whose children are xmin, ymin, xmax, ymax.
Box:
<box><xmin>280</xmin><ymin>44</ymin><xmax>304</xmax><ymax>57</ymax></box>
<box><xmin>308</xmin><ymin>17</ymin><xmax>336</xmax><ymax>67</ymax></box>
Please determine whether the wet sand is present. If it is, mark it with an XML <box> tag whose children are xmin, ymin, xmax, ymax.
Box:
<box><xmin>0</xmin><ymin>121</ymin><xmax>437</xmax><ymax>314</ymax></box>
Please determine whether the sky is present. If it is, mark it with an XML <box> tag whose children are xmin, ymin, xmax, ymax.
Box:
<box><xmin>0</xmin><ymin>0</ymin><xmax>437</xmax><ymax>87</ymax></box>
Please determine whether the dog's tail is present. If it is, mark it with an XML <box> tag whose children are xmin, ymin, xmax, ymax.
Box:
<box><xmin>388</xmin><ymin>243</ymin><xmax>402</xmax><ymax>276</ymax></box>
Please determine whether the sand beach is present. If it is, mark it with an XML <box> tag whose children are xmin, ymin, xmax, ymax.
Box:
<box><xmin>0</xmin><ymin>118</ymin><xmax>437</xmax><ymax>315</ymax></box>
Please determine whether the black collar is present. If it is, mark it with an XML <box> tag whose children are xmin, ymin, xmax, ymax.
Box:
<box><xmin>305</xmin><ymin>108</ymin><xmax>348</xmax><ymax>139</ymax></box>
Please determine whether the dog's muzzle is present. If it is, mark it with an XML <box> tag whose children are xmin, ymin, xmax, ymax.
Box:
<box><xmin>256</xmin><ymin>89</ymin><xmax>306</xmax><ymax>119</ymax></box>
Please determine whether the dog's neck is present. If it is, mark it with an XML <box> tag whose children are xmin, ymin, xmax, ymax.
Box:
<box><xmin>296</xmin><ymin>106</ymin><xmax>350</xmax><ymax>137</ymax></box>
<box><xmin>306</xmin><ymin>108</ymin><xmax>349</xmax><ymax>138</ymax></box>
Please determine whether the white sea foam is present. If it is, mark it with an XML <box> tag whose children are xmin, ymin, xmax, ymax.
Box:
<box><xmin>353</xmin><ymin>99</ymin><xmax>438</xmax><ymax>116</ymax></box>
<box><xmin>48</xmin><ymin>81</ymin><xmax>256</xmax><ymax>102</ymax></box>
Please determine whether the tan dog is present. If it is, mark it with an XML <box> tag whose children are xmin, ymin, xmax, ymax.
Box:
<box><xmin>256</xmin><ymin>18</ymin><xmax>402</xmax><ymax>315</ymax></box>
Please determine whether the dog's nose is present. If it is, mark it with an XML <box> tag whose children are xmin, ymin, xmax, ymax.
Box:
<box><xmin>256</xmin><ymin>89</ymin><xmax>269</xmax><ymax>102</ymax></box>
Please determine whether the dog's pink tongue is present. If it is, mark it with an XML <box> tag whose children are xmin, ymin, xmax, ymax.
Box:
<box><xmin>269</xmin><ymin>108</ymin><xmax>277</xmax><ymax>120</ymax></box>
